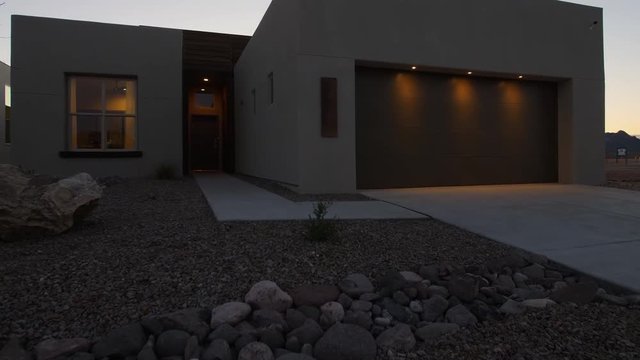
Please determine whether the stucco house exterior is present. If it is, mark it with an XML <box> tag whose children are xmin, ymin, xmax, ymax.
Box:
<box><xmin>8</xmin><ymin>0</ymin><xmax>604</xmax><ymax>193</ymax></box>
<box><xmin>0</xmin><ymin>61</ymin><xmax>10</xmax><ymax>164</ymax></box>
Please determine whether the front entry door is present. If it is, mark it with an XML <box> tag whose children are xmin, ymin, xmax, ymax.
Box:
<box><xmin>190</xmin><ymin>115</ymin><xmax>220</xmax><ymax>171</ymax></box>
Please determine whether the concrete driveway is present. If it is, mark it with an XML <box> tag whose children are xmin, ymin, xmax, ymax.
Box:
<box><xmin>363</xmin><ymin>184</ymin><xmax>640</xmax><ymax>292</ymax></box>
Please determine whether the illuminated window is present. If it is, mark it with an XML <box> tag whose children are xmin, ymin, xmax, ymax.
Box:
<box><xmin>67</xmin><ymin>76</ymin><xmax>137</xmax><ymax>150</ymax></box>
<box><xmin>4</xmin><ymin>85</ymin><xmax>10</xmax><ymax>144</ymax></box>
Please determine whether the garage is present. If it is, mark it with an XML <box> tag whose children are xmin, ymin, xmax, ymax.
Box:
<box><xmin>356</xmin><ymin>67</ymin><xmax>558</xmax><ymax>189</ymax></box>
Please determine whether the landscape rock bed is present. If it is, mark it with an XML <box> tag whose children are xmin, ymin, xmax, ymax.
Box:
<box><xmin>2</xmin><ymin>251</ymin><xmax>639</xmax><ymax>359</ymax></box>
<box><xmin>1</xmin><ymin>179</ymin><xmax>639</xmax><ymax>359</ymax></box>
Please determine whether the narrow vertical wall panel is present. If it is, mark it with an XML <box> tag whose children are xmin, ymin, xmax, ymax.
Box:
<box><xmin>321</xmin><ymin>77</ymin><xmax>338</xmax><ymax>137</ymax></box>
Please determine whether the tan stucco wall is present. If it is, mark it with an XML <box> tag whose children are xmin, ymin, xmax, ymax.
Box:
<box><xmin>234</xmin><ymin>0</ymin><xmax>302</xmax><ymax>186</ymax></box>
<box><xmin>237</xmin><ymin>0</ymin><xmax>605</xmax><ymax>193</ymax></box>
<box><xmin>11</xmin><ymin>16</ymin><xmax>183</xmax><ymax>178</ymax></box>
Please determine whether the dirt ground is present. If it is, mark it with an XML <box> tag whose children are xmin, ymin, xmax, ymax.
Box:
<box><xmin>605</xmin><ymin>159</ymin><xmax>640</xmax><ymax>191</ymax></box>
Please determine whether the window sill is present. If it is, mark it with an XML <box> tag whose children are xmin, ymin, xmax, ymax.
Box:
<box><xmin>59</xmin><ymin>151</ymin><xmax>143</xmax><ymax>158</ymax></box>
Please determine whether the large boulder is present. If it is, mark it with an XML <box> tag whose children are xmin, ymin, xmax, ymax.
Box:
<box><xmin>314</xmin><ymin>323</ymin><xmax>376</xmax><ymax>360</ymax></box>
<box><xmin>0</xmin><ymin>165</ymin><xmax>102</xmax><ymax>239</ymax></box>
<box><xmin>245</xmin><ymin>281</ymin><xmax>293</xmax><ymax>312</ymax></box>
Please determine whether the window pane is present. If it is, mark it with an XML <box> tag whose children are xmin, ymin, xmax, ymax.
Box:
<box><xmin>106</xmin><ymin>116</ymin><xmax>136</xmax><ymax>149</ymax></box>
<box><xmin>195</xmin><ymin>93</ymin><xmax>214</xmax><ymax>108</ymax></box>
<box><xmin>73</xmin><ymin>115</ymin><xmax>102</xmax><ymax>149</ymax></box>
<box><xmin>4</xmin><ymin>85</ymin><xmax>10</xmax><ymax>107</ymax></box>
<box><xmin>105</xmin><ymin>79</ymin><xmax>136</xmax><ymax>115</ymax></box>
<box><xmin>71</xmin><ymin>77</ymin><xmax>102</xmax><ymax>113</ymax></box>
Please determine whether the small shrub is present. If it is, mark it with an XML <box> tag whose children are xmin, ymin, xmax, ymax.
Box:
<box><xmin>305</xmin><ymin>201</ymin><xmax>337</xmax><ymax>242</ymax></box>
<box><xmin>155</xmin><ymin>164</ymin><xmax>177</xmax><ymax>180</ymax></box>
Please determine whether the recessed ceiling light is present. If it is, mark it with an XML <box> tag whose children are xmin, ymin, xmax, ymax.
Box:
<box><xmin>201</xmin><ymin>88</ymin><xmax>206</xmax><ymax>92</ymax></box>
<box><xmin>467</xmin><ymin>71</ymin><xmax>473</xmax><ymax>75</ymax></box>
<box><xmin>204</xmin><ymin>78</ymin><xmax>209</xmax><ymax>82</ymax></box>
<box><xmin>123</xmin><ymin>88</ymin><xmax>127</xmax><ymax>91</ymax></box>
<box><xmin>518</xmin><ymin>75</ymin><xmax>524</xmax><ymax>79</ymax></box>
<box><xmin>411</xmin><ymin>66</ymin><xmax>417</xmax><ymax>70</ymax></box>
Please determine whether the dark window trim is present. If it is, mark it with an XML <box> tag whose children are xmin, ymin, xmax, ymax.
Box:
<box><xmin>64</xmin><ymin>72</ymin><xmax>138</xmax><ymax>80</ymax></box>
<box><xmin>59</xmin><ymin>151</ymin><xmax>143</xmax><ymax>158</ymax></box>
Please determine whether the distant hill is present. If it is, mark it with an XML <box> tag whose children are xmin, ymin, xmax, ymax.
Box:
<box><xmin>605</xmin><ymin>131</ymin><xmax>640</xmax><ymax>158</ymax></box>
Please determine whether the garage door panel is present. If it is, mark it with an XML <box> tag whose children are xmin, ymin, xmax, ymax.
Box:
<box><xmin>356</xmin><ymin>67</ymin><xmax>558</xmax><ymax>189</ymax></box>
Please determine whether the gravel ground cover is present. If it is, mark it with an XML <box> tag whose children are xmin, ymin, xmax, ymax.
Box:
<box><xmin>235</xmin><ymin>174</ymin><xmax>373</xmax><ymax>202</ymax></box>
<box><xmin>1</xmin><ymin>178</ymin><xmax>639</xmax><ymax>359</ymax></box>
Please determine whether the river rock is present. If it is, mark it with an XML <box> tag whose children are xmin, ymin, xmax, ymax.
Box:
<box><xmin>211</xmin><ymin>302</ymin><xmax>252</xmax><ymax>328</ymax></box>
<box><xmin>245</xmin><ymin>281</ymin><xmax>293</xmax><ymax>312</ymax></box>
<box><xmin>375</xmin><ymin>324</ymin><xmax>415</xmax><ymax>352</ymax></box>
<box><xmin>314</xmin><ymin>323</ymin><xmax>376</xmax><ymax>360</ymax></box>
<box><xmin>338</xmin><ymin>274</ymin><xmax>375</xmax><ymax>297</ymax></box>
<box><xmin>237</xmin><ymin>342</ymin><xmax>274</xmax><ymax>360</ymax></box>
<box><xmin>290</xmin><ymin>285</ymin><xmax>340</xmax><ymax>307</ymax></box>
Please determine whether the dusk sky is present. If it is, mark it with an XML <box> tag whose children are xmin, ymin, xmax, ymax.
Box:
<box><xmin>0</xmin><ymin>0</ymin><xmax>637</xmax><ymax>134</ymax></box>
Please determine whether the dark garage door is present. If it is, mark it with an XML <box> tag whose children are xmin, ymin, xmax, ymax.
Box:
<box><xmin>356</xmin><ymin>67</ymin><xmax>558</xmax><ymax>189</ymax></box>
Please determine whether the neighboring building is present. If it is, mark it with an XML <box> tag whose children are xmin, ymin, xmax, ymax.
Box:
<box><xmin>10</xmin><ymin>0</ymin><xmax>605</xmax><ymax>193</ymax></box>
<box><xmin>0</xmin><ymin>61</ymin><xmax>10</xmax><ymax>164</ymax></box>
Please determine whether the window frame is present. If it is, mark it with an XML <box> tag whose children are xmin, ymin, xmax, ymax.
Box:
<box><xmin>66</xmin><ymin>73</ymin><xmax>139</xmax><ymax>152</ymax></box>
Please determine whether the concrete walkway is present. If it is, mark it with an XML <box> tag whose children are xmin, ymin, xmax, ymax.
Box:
<box><xmin>364</xmin><ymin>184</ymin><xmax>640</xmax><ymax>292</ymax></box>
<box><xmin>194</xmin><ymin>174</ymin><xmax>425</xmax><ymax>221</ymax></box>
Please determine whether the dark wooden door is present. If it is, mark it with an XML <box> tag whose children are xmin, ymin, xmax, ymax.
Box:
<box><xmin>190</xmin><ymin>115</ymin><xmax>220</xmax><ymax>171</ymax></box>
